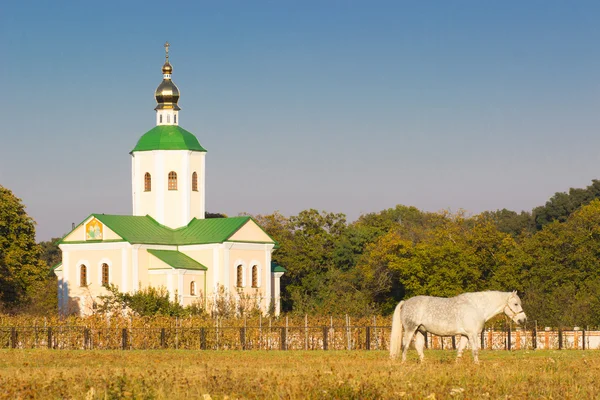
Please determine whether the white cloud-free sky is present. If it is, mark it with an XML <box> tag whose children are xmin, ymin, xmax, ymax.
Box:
<box><xmin>2</xmin><ymin>1</ymin><xmax>600</xmax><ymax>241</ymax></box>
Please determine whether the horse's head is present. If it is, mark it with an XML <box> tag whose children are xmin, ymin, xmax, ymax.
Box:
<box><xmin>504</xmin><ymin>291</ymin><xmax>527</xmax><ymax>325</ymax></box>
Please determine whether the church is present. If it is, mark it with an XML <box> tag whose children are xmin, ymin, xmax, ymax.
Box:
<box><xmin>53</xmin><ymin>43</ymin><xmax>285</xmax><ymax>316</ymax></box>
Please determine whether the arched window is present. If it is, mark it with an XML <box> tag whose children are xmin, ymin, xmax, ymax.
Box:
<box><xmin>190</xmin><ymin>281</ymin><xmax>196</xmax><ymax>296</ymax></box>
<box><xmin>168</xmin><ymin>171</ymin><xmax>177</xmax><ymax>190</ymax></box>
<box><xmin>192</xmin><ymin>172</ymin><xmax>198</xmax><ymax>191</ymax></box>
<box><xmin>101</xmin><ymin>263</ymin><xmax>109</xmax><ymax>287</ymax></box>
<box><xmin>144</xmin><ymin>173</ymin><xmax>151</xmax><ymax>192</ymax></box>
<box><xmin>159</xmin><ymin>115</ymin><xmax>163</xmax><ymax>123</ymax></box>
<box><xmin>167</xmin><ymin>115</ymin><xmax>170</xmax><ymax>123</ymax></box>
<box><xmin>236</xmin><ymin>265</ymin><xmax>243</xmax><ymax>288</ymax></box>
<box><xmin>80</xmin><ymin>265</ymin><xmax>87</xmax><ymax>287</ymax></box>
<box><xmin>174</xmin><ymin>115</ymin><xmax>177</xmax><ymax>124</ymax></box>
<box><xmin>251</xmin><ymin>265</ymin><xmax>258</xmax><ymax>288</ymax></box>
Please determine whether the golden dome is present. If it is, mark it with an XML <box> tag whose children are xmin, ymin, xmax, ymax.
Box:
<box><xmin>155</xmin><ymin>80</ymin><xmax>180</xmax><ymax>110</ymax></box>
<box><xmin>155</xmin><ymin>42</ymin><xmax>180</xmax><ymax>110</ymax></box>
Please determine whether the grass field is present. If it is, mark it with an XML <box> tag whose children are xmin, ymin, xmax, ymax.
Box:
<box><xmin>0</xmin><ymin>349</ymin><xmax>599</xmax><ymax>399</ymax></box>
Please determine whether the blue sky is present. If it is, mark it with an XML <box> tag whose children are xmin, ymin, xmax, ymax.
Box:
<box><xmin>2</xmin><ymin>1</ymin><xmax>600</xmax><ymax>241</ymax></box>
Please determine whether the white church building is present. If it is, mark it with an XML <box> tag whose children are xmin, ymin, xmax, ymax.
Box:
<box><xmin>53</xmin><ymin>43</ymin><xmax>285</xmax><ymax>315</ymax></box>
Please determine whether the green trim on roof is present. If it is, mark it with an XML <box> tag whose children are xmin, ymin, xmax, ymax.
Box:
<box><xmin>271</xmin><ymin>261</ymin><xmax>286</xmax><ymax>273</ymax></box>
<box><xmin>131</xmin><ymin>125</ymin><xmax>207</xmax><ymax>153</ymax></box>
<box><xmin>58</xmin><ymin>239</ymin><xmax>127</xmax><ymax>245</ymax></box>
<box><xmin>59</xmin><ymin>214</ymin><xmax>271</xmax><ymax>247</ymax></box>
<box><xmin>51</xmin><ymin>262</ymin><xmax>63</xmax><ymax>271</ymax></box>
<box><xmin>148</xmin><ymin>250</ymin><xmax>207</xmax><ymax>271</ymax></box>
<box><xmin>225</xmin><ymin>240</ymin><xmax>277</xmax><ymax>245</ymax></box>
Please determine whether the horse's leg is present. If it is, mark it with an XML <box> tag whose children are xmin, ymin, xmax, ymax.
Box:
<box><xmin>414</xmin><ymin>331</ymin><xmax>426</xmax><ymax>363</ymax></box>
<box><xmin>468</xmin><ymin>333</ymin><xmax>480</xmax><ymax>364</ymax></box>
<box><xmin>401</xmin><ymin>327</ymin><xmax>418</xmax><ymax>363</ymax></box>
<box><xmin>456</xmin><ymin>336</ymin><xmax>468</xmax><ymax>361</ymax></box>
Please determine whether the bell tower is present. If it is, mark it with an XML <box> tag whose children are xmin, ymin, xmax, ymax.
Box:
<box><xmin>130</xmin><ymin>42</ymin><xmax>207</xmax><ymax>228</ymax></box>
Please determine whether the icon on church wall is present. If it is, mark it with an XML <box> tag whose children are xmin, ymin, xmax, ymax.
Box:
<box><xmin>85</xmin><ymin>219</ymin><xmax>103</xmax><ymax>240</ymax></box>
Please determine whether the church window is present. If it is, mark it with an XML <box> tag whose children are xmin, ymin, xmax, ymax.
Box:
<box><xmin>174</xmin><ymin>115</ymin><xmax>177</xmax><ymax>124</ymax></box>
<box><xmin>251</xmin><ymin>265</ymin><xmax>258</xmax><ymax>288</ymax></box>
<box><xmin>236</xmin><ymin>265</ymin><xmax>243</xmax><ymax>288</ymax></box>
<box><xmin>144</xmin><ymin>173</ymin><xmax>151</xmax><ymax>191</ymax></box>
<box><xmin>80</xmin><ymin>265</ymin><xmax>87</xmax><ymax>287</ymax></box>
<box><xmin>192</xmin><ymin>172</ymin><xmax>198</xmax><ymax>191</ymax></box>
<box><xmin>167</xmin><ymin>115</ymin><xmax>170</xmax><ymax>123</ymax></box>
<box><xmin>160</xmin><ymin>115</ymin><xmax>163</xmax><ymax>123</ymax></box>
<box><xmin>102</xmin><ymin>263</ymin><xmax>109</xmax><ymax>287</ymax></box>
<box><xmin>190</xmin><ymin>281</ymin><xmax>196</xmax><ymax>296</ymax></box>
<box><xmin>168</xmin><ymin>172</ymin><xmax>178</xmax><ymax>190</ymax></box>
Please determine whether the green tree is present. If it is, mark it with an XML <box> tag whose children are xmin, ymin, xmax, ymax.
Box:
<box><xmin>39</xmin><ymin>237</ymin><xmax>62</xmax><ymax>268</ymax></box>
<box><xmin>0</xmin><ymin>185</ymin><xmax>49</xmax><ymax>309</ymax></box>
<box><xmin>480</xmin><ymin>209</ymin><xmax>535</xmax><ymax>237</ymax></box>
<box><xmin>355</xmin><ymin>211</ymin><xmax>523</xmax><ymax>314</ymax></box>
<box><xmin>533</xmin><ymin>180</ymin><xmax>600</xmax><ymax>230</ymax></box>
<box><xmin>521</xmin><ymin>199</ymin><xmax>600</xmax><ymax>326</ymax></box>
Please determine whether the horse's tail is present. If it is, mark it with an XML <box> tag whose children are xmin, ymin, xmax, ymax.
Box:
<box><xmin>389</xmin><ymin>300</ymin><xmax>405</xmax><ymax>360</ymax></box>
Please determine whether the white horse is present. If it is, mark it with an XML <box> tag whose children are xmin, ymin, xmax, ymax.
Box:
<box><xmin>389</xmin><ymin>291</ymin><xmax>527</xmax><ymax>363</ymax></box>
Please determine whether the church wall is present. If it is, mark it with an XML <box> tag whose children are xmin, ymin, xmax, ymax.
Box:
<box><xmin>133</xmin><ymin>152</ymin><xmax>158</xmax><ymax>219</ymax></box>
<box><xmin>179</xmin><ymin>246</ymin><xmax>219</xmax><ymax>304</ymax></box>
<box><xmin>62</xmin><ymin>219</ymin><xmax>121</xmax><ymax>242</ymax></box>
<box><xmin>181</xmin><ymin>272</ymin><xmax>205</xmax><ymax>307</ymax></box>
<box><xmin>163</xmin><ymin>150</ymin><xmax>190</xmax><ymax>228</ymax></box>
<box><xmin>147</xmin><ymin>256</ymin><xmax>170</xmax><ymax>291</ymax></box>
<box><xmin>134</xmin><ymin>247</ymin><xmax>151</xmax><ymax>290</ymax></box>
<box><xmin>229</xmin><ymin>247</ymin><xmax>271</xmax><ymax>310</ymax></box>
<box><xmin>61</xmin><ymin>246</ymin><xmax>126</xmax><ymax>315</ymax></box>
<box><xmin>229</xmin><ymin>221</ymin><xmax>272</xmax><ymax>242</ymax></box>
<box><xmin>189</xmin><ymin>152</ymin><xmax>205</xmax><ymax>220</ymax></box>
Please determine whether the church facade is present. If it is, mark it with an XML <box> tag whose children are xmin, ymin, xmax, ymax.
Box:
<box><xmin>53</xmin><ymin>44</ymin><xmax>285</xmax><ymax>316</ymax></box>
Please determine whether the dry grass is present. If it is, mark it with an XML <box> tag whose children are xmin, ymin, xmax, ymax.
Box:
<box><xmin>0</xmin><ymin>349</ymin><xmax>599</xmax><ymax>399</ymax></box>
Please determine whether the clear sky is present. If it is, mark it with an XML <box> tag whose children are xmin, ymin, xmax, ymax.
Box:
<box><xmin>2</xmin><ymin>1</ymin><xmax>600</xmax><ymax>241</ymax></box>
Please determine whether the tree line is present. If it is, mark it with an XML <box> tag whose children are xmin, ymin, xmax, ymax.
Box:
<box><xmin>2</xmin><ymin>180</ymin><xmax>600</xmax><ymax>326</ymax></box>
<box><xmin>255</xmin><ymin>179</ymin><xmax>600</xmax><ymax>326</ymax></box>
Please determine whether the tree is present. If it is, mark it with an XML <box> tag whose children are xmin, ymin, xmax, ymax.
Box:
<box><xmin>521</xmin><ymin>199</ymin><xmax>600</xmax><ymax>326</ymax></box>
<box><xmin>480</xmin><ymin>209</ymin><xmax>535</xmax><ymax>237</ymax></box>
<box><xmin>533</xmin><ymin>180</ymin><xmax>600</xmax><ymax>230</ymax></box>
<box><xmin>39</xmin><ymin>237</ymin><xmax>62</xmax><ymax>268</ymax></box>
<box><xmin>0</xmin><ymin>185</ymin><xmax>48</xmax><ymax>309</ymax></box>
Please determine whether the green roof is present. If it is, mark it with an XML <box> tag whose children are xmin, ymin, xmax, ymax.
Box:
<box><xmin>271</xmin><ymin>261</ymin><xmax>286</xmax><ymax>273</ymax></box>
<box><xmin>131</xmin><ymin>125</ymin><xmax>207</xmax><ymax>153</ymax></box>
<box><xmin>59</xmin><ymin>214</ymin><xmax>276</xmax><ymax>247</ymax></box>
<box><xmin>148</xmin><ymin>250</ymin><xmax>207</xmax><ymax>270</ymax></box>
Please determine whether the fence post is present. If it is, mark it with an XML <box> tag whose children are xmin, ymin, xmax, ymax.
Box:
<box><xmin>582</xmin><ymin>329</ymin><xmax>586</xmax><ymax>350</ymax></box>
<box><xmin>84</xmin><ymin>328</ymin><xmax>90</xmax><ymax>350</ymax></box>
<box><xmin>558</xmin><ymin>328</ymin><xmax>563</xmax><ymax>350</ymax></box>
<box><xmin>323</xmin><ymin>327</ymin><xmax>328</xmax><ymax>350</ymax></box>
<box><xmin>200</xmin><ymin>328</ymin><xmax>206</xmax><ymax>350</ymax></box>
<box><xmin>160</xmin><ymin>328</ymin><xmax>166</xmax><ymax>348</ymax></box>
<box><xmin>10</xmin><ymin>328</ymin><xmax>17</xmax><ymax>349</ymax></box>
<box><xmin>365</xmin><ymin>327</ymin><xmax>371</xmax><ymax>350</ymax></box>
<box><xmin>451</xmin><ymin>335</ymin><xmax>456</xmax><ymax>350</ymax></box>
<box><xmin>280</xmin><ymin>327</ymin><xmax>287</xmax><ymax>350</ymax></box>
<box><xmin>424</xmin><ymin>331</ymin><xmax>428</xmax><ymax>349</ymax></box>
<box><xmin>122</xmin><ymin>328</ymin><xmax>128</xmax><ymax>350</ymax></box>
<box><xmin>507</xmin><ymin>325</ymin><xmax>511</xmax><ymax>351</ymax></box>
<box><xmin>47</xmin><ymin>327</ymin><xmax>53</xmax><ymax>349</ymax></box>
<box><xmin>532</xmin><ymin>325</ymin><xmax>537</xmax><ymax>350</ymax></box>
<box><xmin>240</xmin><ymin>327</ymin><xmax>246</xmax><ymax>350</ymax></box>
<box><xmin>480</xmin><ymin>329</ymin><xmax>485</xmax><ymax>350</ymax></box>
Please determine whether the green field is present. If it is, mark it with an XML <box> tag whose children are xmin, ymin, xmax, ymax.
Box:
<box><xmin>0</xmin><ymin>349</ymin><xmax>598</xmax><ymax>399</ymax></box>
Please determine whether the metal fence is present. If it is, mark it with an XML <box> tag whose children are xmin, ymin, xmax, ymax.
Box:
<box><xmin>1</xmin><ymin>325</ymin><xmax>599</xmax><ymax>351</ymax></box>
